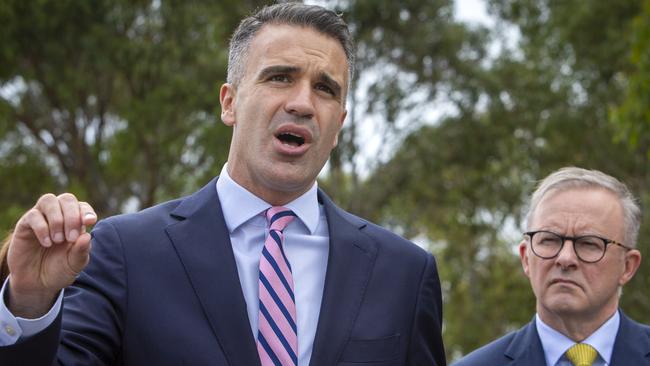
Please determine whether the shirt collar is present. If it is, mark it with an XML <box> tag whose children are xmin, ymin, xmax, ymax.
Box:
<box><xmin>215</xmin><ymin>163</ymin><xmax>320</xmax><ymax>234</ymax></box>
<box><xmin>536</xmin><ymin>311</ymin><xmax>620</xmax><ymax>365</ymax></box>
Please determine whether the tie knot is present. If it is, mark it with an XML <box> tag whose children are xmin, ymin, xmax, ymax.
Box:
<box><xmin>566</xmin><ymin>343</ymin><xmax>598</xmax><ymax>366</ymax></box>
<box><xmin>266</xmin><ymin>206</ymin><xmax>296</xmax><ymax>232</ymax></box>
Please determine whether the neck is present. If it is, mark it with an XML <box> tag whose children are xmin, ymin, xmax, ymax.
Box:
<box><xmin>225</xmin><ymin>164</ymin><xmax>314</xmax><ymax>206</ymax></box>
<box><xmin>538</xmin><ymin>305</ymin><xmax>618</xmax><ymax>342</ymax></box>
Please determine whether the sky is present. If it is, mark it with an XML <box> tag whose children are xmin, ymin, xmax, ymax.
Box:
<box><xmin>454</xmin><ymin>0</ymin><xmax>493</xmax><ymax>26</ymax></box>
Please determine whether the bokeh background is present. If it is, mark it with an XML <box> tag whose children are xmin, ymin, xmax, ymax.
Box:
<box><xmin>1</xmin><ymin>0</ymin><xmax>648</xmax><ymax>361</ymax></box>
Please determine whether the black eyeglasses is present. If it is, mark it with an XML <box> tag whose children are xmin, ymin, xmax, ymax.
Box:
<box><xmin>523</xmin><ymin>230</ymin><xmax>632</xmax><ymax>263</ymax></box>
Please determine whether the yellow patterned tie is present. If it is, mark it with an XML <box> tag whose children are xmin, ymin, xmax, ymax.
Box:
<box><xmin>565</xmin><ymin>343</ymin><xmax>598</xmax><ymax>366</ymax></box>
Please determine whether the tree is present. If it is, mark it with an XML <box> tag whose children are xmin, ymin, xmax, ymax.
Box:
<box><xmin>487</xmin><ymin>0</ymin><xmax>649</xmax><ymax>328</ymax></box>
<box><xmin>2</xmin><ymin>0</ymin><xmax>649</xmax><ymax>360</ymax></box>
<box><xmin>321</xmin><ymin>0</ymin><xmax>488</xmax><ymax>213</ymax></box>
<box><xmin>610</xmin><ymin>0</ymin><xmax>650</xmax><ymax>322</ymax></box>
<box><xmin>323</xmin><ymin>0</ymin><xmax>649</xmax><ymax>358</ymax></box>
<box><xmin>612</xmin><ymin>0</ymin><xmax>650</xmax><ymax>159</ymax></box>
<box><xmin>0</xmin><ymin>0</ymin><xmax>267</xmax><ymax>231</ymax></box>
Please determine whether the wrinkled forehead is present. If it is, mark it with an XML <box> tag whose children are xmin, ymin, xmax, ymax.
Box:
<box><xmin>532</xmin><ymin>187</ymin><xmax>625</xmax><ymax>234</ymax></box>
<box><xmin>247</xmin><ymin>24</ymin><xmax>350</xmax><ymax>82</ymax></box>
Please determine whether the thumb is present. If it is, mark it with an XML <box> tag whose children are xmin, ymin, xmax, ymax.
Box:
<box><xmin>68</xmin><ymin>232</ymin><xmax>92</xmax><ymax>275</ymax></box>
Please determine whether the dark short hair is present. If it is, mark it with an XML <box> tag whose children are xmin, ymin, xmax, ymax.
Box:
<box><xmin>227</xmin><ymin>2</ymin><xmax>355</xmax><ymax>86</ymax></box>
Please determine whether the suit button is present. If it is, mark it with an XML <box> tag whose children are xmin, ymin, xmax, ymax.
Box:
<box><xmin>4</xmin><ymin>324</ymin><xmax>16</xmax><ymax>336</ymax></box>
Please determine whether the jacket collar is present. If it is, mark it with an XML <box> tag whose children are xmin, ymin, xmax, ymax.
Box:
<box><xmin>308</xmin><ymin>190</ymin><xmax>378</xmax><ymax>366</ymax></box>
<box><xmin>503</xmin><ymin>319</ymin><xmax>547</xmax><ymax>365</ymax></box>
<box><xmin>167</xmin><ymin>177</ymin><xmax>262</xmax><ymax>365</ymax></box>
<box><xmin>610</xmin><ymin>310</ymin><xmax>650</xmax><ymax>364</ymax></box>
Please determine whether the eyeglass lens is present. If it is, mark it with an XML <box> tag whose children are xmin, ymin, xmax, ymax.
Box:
<box><xmin>531</xmin><ymin>231</ymin><xmax>606</xmax><ymax>262</ymax></box>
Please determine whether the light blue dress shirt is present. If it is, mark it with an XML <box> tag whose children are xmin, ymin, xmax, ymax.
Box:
<box><xmin>536</xmin><ymin>311</ymin><xmax>620</xmax><ymax>366</ymax></box>
<box><xmin>217</xmin><ymin>165</ymin><xmax>329</xmax><ymax>366</ymax></box>
<box><xmin>0</xmin><ymin>164</ymin><xmax>330</xmax><ymax>366</ymax></box>
<box><xmin>0</xmin><ymin>278</ymin><xmax>63</xmax><ymax>344</ymax></box>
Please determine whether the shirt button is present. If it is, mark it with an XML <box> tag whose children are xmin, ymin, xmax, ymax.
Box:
<box><xmin>4</xmin><ymin>324</ymin><xmax>16</xmax><ymax>336</ymax></box>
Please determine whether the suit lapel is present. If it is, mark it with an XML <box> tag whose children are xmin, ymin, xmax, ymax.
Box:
<box><xmin>165</xmin><ymin>177</ymin><xmax>261</xmax><ymax>366</ymax></box>
<box><xmin>309</xmin><ymin>190</ymin><xmax>378</xmax><ymax>366</ymax></box>
<box><xmin>504</xmin><ymin>320</ymin><xmax>547</xmax><ymax>366</ymax></box>
<box><xmin>610</xmin><ymin>311</ymin><xmax>650</xmax><ymax>365</ymax></box>
<box><xmin>504</xmin><ymin>312</ymin><xmax>650</xmax><ymax>366</ymax></box>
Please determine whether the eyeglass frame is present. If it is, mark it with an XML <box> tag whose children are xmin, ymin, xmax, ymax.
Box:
<box><xmin>523</xmin><ymin>230</ymin><xmax>633</xmax><ymax>263</ymax></box>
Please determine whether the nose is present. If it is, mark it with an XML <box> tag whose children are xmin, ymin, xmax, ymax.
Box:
<box><xmin>284</xmin><ymin>80</ymin><xmax>315</xmax><ymax>119</ymax></box>
<box><xmin>555</xmin><ymin>239</ymin><xmax>579</xmax><ymax>268</ymax></box>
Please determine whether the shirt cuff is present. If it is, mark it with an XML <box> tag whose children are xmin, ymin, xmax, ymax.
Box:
<box><xmin>0</xmin><ymin>275</ymin><xmax>63</xmax><ymax>345</ymax></box>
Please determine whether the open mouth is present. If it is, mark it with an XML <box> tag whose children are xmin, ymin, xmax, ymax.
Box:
<box><xmin>276</xmin><ymin>132</ymin><xmax>306</xmax><ymax>147</ymax></box>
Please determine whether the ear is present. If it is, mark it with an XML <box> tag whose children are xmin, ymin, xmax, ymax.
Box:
<box><xmin>519</xmin><ymin>240</ymin><xmax>531</xmax><ymax>278</ymax></box>
<box><xmin>220</xmin><ymin>83</ymin><xmax>236</xmax><ymax>126</ymax></box>
<box><xmin>619</xmin><ymin>249</ymin><xmax>642</xmax><ymax>286</ymax></box>
<box><xmin>332</xmin><ymin>109</ymin><xmax>347</xmax><ymax>147</ymax></box>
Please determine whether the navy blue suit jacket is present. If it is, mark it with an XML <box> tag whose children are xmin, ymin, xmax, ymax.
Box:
<box><xmin>452</xmin><ymin>311</ymin><xmax>650</xmax><ymax>366</ymax></box>
<box><xmin>0</xmin><ymin>177</ymin><xmax>445</xmax><ymax>365</ymax></box>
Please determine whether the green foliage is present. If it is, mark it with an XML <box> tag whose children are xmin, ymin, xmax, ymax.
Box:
<box><xmin>611</xmin><ymin>0</ymin><xmax>650</xmax><ymax>159</ymax></box>
<box><xmin>0</xmin><ymin>0</ymin><xmax>264</xmax><ymax>225</ymax></box>
<box><xmin>324</xmin><ymin>0</ymin><xmax>650</xmax><ymax>359</ymax></box>
<box><xmin>0</xmin><ymin>142</ymin><xmax>58</xmax><ymax>230</ymax></box>
<box><xmin>344</xmin><ymin>0</ymin><xmax>487</xmax><ymax>118</ymax></box>
<box><xmin>611</xmin><ymin>1</ymin><xmax>650</xmax><ymax>313</ymax></box>
<box><xmin>362</xmin><ymin>115</ymin><xmax>537</xmax><ymax>358</ymax></box>
<box><xmin>2</xmin><ymin>0</ymin><xmax>650</xmax><ymax>361</ymax></box>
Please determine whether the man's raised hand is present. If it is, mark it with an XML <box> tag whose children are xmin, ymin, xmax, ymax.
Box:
<box><xmin>7</xmin><ymin>193</ymin><xmax>97</xmax><ymax>318</ymax></box>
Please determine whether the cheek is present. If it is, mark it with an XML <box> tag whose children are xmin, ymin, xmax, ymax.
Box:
<box><xmin>322</xmin><ymin>123</ymin><xmax>342</xmax><ymax>147</ymax></box>
<box><xmin>528</xmin><ymin>262</ymin><xmax>548</xmax><ymax>290</ymax></box>
<box><xmin>585</xmin><ymin>266</ymin><xmax>618</xmax><ymax>293</ymax></box>
<box><xmin>527</xmin><ymin>271</ymin><xmax>545</xmax><ymax>299</ymax></box>
<box><xmin>319</xmin><ymin>105</ymin><xmax>344</xmax><ymax>129</ymax></box>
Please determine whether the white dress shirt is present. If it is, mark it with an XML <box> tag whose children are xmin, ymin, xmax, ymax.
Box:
<box><xmin>0</xmin><ymin>164</ymin><xmax>330</xmax><ymax>366</ymax></box>
<box><xmin>536</xmin><ymin>311</ymin><xmax>620</xmax><ymax>366</ymax></box>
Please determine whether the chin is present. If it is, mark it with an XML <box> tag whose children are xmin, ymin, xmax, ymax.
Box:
<box><xmin>545</xmin><ymin>298</ymin><xmax>584</xmax><ymax>315</ymax></box>
<box><xmin>265</xmin><ymin>170</ymin><xmax>314</xmax><ymax>192</ymax></box>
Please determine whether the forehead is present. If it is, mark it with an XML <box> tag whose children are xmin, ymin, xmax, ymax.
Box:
<box><xmin>244</xmin><ymin>24</ymin><xmax>349</xmax><ymax>85</ymax></box>
<box><xmin>532</xmin><ymin>187</ymin><xmax>624</xmax><ymax>233</ymax></box>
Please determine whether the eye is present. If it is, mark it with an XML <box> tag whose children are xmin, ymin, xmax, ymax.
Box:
<box><xmin>577</xmin><ymin>237</ymin><xmax>604</xmax><ymax>250</ymax></box>
<box><xmin>539</xmin><ymin>238</ymin><xmax>559</xmax><ymax>246</ymax></box>
<box><xmin>536</xmin><ymin>232</ymin><xmax>561</xmax><ymax>246</ymax></box>
<box><xmin>315</xmin><ymin>83</ymin><xmax>335</xmax><ymax>96</ymax></box>
<box><xmin>269</xmin><ymin>74</ymin><xmax>291</xmax><ymax>83</ymax></box>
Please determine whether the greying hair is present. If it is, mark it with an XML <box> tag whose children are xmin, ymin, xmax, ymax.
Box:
<box><xmin>227</xmin><ymin>2</ymin><xmax>355</xmax><ymax>87</ymax></box>
<box><xmin>525</xmin><ymin>167</ymin><xmax>642</xmax><ymax>247</ymax></box>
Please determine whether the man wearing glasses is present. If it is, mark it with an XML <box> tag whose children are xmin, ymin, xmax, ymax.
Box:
<box><xmin>454</xmin><ymin>167</ymin><xmax>649</xmax><ymax>366</ymax></box>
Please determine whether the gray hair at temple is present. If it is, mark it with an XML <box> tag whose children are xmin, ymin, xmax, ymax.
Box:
<box><xmin>226</xmin><ymin>2</ymin><xmax>355</xmax><ymax>88</ymax></box>
<box><xmin>524</xmin><ymin>167</ymin><xmax>642</xmax><ymax>247</ymax></box>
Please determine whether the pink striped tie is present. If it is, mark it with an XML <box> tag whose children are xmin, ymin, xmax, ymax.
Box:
<box><xmin>257</xmin><ymin>207</ymin><xmax>298</xmax><ymax>366</ymax></box>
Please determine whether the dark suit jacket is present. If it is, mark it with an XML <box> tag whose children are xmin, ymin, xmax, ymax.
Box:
<box><xmin>452</xmin><ymin>311</ymin><xmax>650</xmax><ymax>366</ymax></box>
<box><xmin>0</xmin><ymin>177</ymin><xmax>445</xmax><ymax>366</ymax></box>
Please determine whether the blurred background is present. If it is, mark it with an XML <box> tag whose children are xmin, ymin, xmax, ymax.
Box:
<box><xmin>1</xmin><ymin>0</ymin><xmax>648</xmax><ymax>361</ymax></box>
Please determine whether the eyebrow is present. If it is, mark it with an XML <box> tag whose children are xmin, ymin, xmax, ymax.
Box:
<box><xmin>257</xmin><ymin>65</ymin><xmax>343</xmax><ymax>98</ymax></box>
<box><xmin>257</xmin><ymin>65</ymin><xmax>300</xmax><ymax>81</ymax></box>
<box><xmin>318</xmin><ymin>72</ymin><xmax>342</xmax><ymax>98</ymax></box>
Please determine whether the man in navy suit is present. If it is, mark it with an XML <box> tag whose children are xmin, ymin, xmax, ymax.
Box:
<box><xmin>0</xmin><ymin>3</ymin><xmax>445</xmax><ymax>365</ymax></box>
<box><xmin>454</xmin><ymin>167</ymin><xmax>649</xmax><ymax>366</ymax></box>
